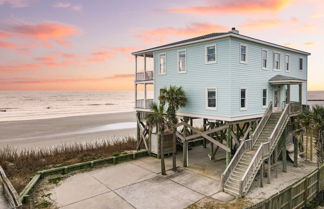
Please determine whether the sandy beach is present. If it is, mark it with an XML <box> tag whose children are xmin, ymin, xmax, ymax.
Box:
<box><xmin>0</xmin><ymin>112</ymin><xmax>136</xmax><ymax>150</ymax></box>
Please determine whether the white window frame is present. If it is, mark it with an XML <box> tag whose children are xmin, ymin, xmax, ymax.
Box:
<box><xmin>159</xmin><ymin>53</ymin><xmax>166</xmax><ymax>75</ymax></box>
<box><xmin>177</xmin><ymin>49</ymin><xmax>187</xmax><ymax>73</ymax></box>
<box><xmin>273</xmin><ymin>52</ymin><xmax>281</xmax><ymax>71</ymax></box>
<box><xmin>285</xmin><ymin>54</ymin><xmax>290</xmax><ymax>72</ymax></box>
<box><xmin>240</xmin><ymin>44</ymin><xmax>248</xmax><ymax>64</ymax></box>
<box><xmin>205</xmin><ymin>44</ymin><xmax>217</xmax><ymax>64</ymax></box>
<box><xmin>206</xmin><ymin>88</ymin><xmax>217</xmax><ymax>110</ymax></box>
<box><xmin>240</xmin><ymin>88</ymin><xmax>247</xmax><ymax>111</ymax></box>
<box><xmin>261</xmin><ymin>49</ymin><xmax>268</xmax><ymax>70</ymax></box>
<box><xmin>262</xmin><ymin>88</ymin><xmax>268</xmax><ymax>108</ymax></box>
<box><xmin>299</xmin><ymin>57</ymin><xmax>303</xmax><ymax>70</ymax></box>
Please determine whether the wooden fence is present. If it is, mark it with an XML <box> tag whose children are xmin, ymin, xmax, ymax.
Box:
<box><xmin>246</xmin><ymin>165</ymin><xmax>324</xmax><ymax>209</ymax></box>
<box><xmin>0</xmin><ymin>166</ymin><xmax>22</xmax><ymax>208</ymax></box>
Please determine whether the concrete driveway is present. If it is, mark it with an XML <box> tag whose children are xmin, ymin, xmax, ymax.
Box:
<box><xmin>49</xmin><ymin>147</ymin><xmax>228</xmax><ymax>209</ymax></box>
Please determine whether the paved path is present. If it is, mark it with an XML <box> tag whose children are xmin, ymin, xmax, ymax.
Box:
<box><xmin>49</xmin><ymin>147</ymin><xmax>229</xmax><ymax>209</ymax></box>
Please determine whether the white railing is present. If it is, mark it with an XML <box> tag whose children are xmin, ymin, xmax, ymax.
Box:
<box><xmin>251</xmin><ymin>102</ymin><xmax>272</xmax><ymax>146</ymax></box>
<box><xmin>240</xmin><ymin>141</ymin><xmax>270</xmax><ymax>196</ymax></box>
<box><xmin>135</xmin><ymin>99</ymin><xmax>153</xmax><ymax>109</ymax></box>
<box><xmin>221</xmin><ymin>139</ymin><xmax>253</xmax><ymax>190</ymax></box>
<box><xmin>136</xmin><ymin>71</ymin><xmax>153</xmax><ymax>81</ymax></box>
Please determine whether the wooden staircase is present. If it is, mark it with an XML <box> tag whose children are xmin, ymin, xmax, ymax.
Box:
<box><xmin>223</xmin><ymin>113</ymin><xmax>281</xmax><ymax>196</ymax></box>
<box><xmin>220</xmin><ymin>102</ymin><xmax>302</xmax><ymax>197</ymax></box>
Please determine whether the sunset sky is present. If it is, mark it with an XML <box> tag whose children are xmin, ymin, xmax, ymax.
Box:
<box><xmin>0</xmin><ymin>0</ymin><xmax>323</xmax><ymax>90</ymax></box>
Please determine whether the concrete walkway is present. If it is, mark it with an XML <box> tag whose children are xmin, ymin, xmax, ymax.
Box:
<box><xmin>49</xmin><ymin>146</ymin><xmax>229</xmax><ymax>209</ymax></box>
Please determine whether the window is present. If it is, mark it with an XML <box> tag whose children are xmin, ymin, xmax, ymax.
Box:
<box><xmin>285</xmin><ymin>55</ymin><xmax>290</xmax><ymax>72</ymax></box>
<box><xmin>299</xmin><ymin>58</ymin><xmax>303</xmax><ymax>70</ymax></box>
<box><xmin>240</xmin><ymin>44</ymin><xmax>247</xmax><ymax>63</ymax></box>
<box><xmin>273</xmin><ymin>52</ymin><xmax>280</xmax><ymax>70</ymax></box>
<box><xmin>262</xmin><ymin>89</ymin><xmax>267</xmax><ymax>107</ymax></box>
<box><xmin>178</xmin><ymin>50</ymin><xmax>186</xmax><ymax>73</ymax></box>
<box><xmin>205</xmin><ymin>45</ymin><xmax>216</xmax><ymax>64</ymax></box>
<box><xmin>262</xmin><ymin>50</ymin><xmax>267</xmax><ymax>69</ymax></box>
<box><xmin>159</xmin><ymin>53</ymin><xmax>166</xmax><ymax>74</ymax></box>
<box><xmin>206</xmin><ymin>88</ymin><xmax>217</xmax><ymax>109</ymax></box>
<box><xmin>240</xmin><ymin>89</ymin><xmax>247</xmax><ymax>110</ymax></box>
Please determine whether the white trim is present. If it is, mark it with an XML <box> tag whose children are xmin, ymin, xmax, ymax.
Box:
<box><xmin>132</xmin><ymin>33</ymin><xmax>310</xmax><ymax>56</ymax></box>
<box><xmin>285</xmin><ymin>54</ymin><xmax>290</xmax><ymax>72</ymax></box>
<box><xmin>240</xmin><ymin>44</ymin><xmax>248</xmax><ymax>64</ymax></box>
<box><xmin>273</xmin><ymin>52</ymin><xmax>281</xmax><ymax>71</ymax></box>
<box><xmin>262</xmin><ymin>88</ymin><xmax>268</xmax><ymax>108</ymax></box>
<box><xmin>205</xmin><ymin>87</ymin><xmax>217</xmax><ymax>110</ymax></box>
<box><xmin>205</xmin><ymin>44</ymin><xmax>217</xmax><ymax>64</ymax></box>
<box><xmin>240</xmin><ymin>88</ymin><xmax>247</xmax><ymax>111</ymax></box>
<box><xmin>261</xmin><ymin>49</ymin><xmax>268</xmax><ymax>70</ymax></box>
<box><xmin>177</xmin><ymin>49</ymin><xmax>187</xmax><ymax>73</ymax></box>
<box><xmin>176</xmin><ymin>112</ymin><xmax>264</xmax><ymax>122</ymax></box>
<box><xmin>159</xmin><ymin>53</ymin><xmax>166</xmax><ymax>75</ymax></box>
<box><xmin>269</xmin><ymin>80</ymin><xmax>304</xmax><ymax>84</ymax></box>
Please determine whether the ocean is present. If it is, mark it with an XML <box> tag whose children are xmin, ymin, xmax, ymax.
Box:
<box><xmin>0</xmin><ymin>90</ymin><xmax>323</xmax><ymax>122</ymax></box>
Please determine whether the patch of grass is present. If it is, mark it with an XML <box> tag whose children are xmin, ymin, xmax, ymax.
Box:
<box><xmin>0</xmin><ymin>136</ymin><xmax>138</xmax><ymax>193</ymax></box>
<box><xmin>48</xmin><ymin>176</ymin><xmax>64</xmax><ymax>185</ymax></box>
<box><xmin>187</xmin><ymin>197</ymin><xmax>251</xmax><ymax>209</ymax></box>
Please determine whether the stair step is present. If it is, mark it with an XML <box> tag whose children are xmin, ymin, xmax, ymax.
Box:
<box><xmin>224</xmin><ymin>187</ymin><xmax>240</xmax><ymax>196</ymax></box>
<box><xmin>233</xmin><ymin>168</ymin><xmax>245</xmax><ymax>174</ymax></box>
<box><xmin>224</xmin><ymin>184</ymin><xmax>240</xmax><ymax>192</ymax></box>
<box><xmin>226</xmin><ymin>181</ymin><xmax>240</xmax><ymax>188</ymax></box>
<box><xmin>228</xmin><ymin>176</ymin><xmax>241</xmax><ymax>182</ymax></box>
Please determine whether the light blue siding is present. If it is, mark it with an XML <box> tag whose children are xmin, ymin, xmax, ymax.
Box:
<box><xmin>153</xmin><ymin>37</ymin><xmax>308</xmax><ymax>120</ymax></box>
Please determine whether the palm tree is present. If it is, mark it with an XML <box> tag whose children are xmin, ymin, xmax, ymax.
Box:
<box><xmin>310</xmin><ymin>105</ymin><xmax>324</xmax><ymax>165</ymax></box>
<box><xmin>159</xmin><ymin>86</ymin><xmax>187</xmax><ymax>171</ymax></box>
<box><xmin>146</xmin><ymin>103</ymin><xmax>167</xmax><ymax>175</ymax></box>
<box><xmin>298</xmin><ymin>107</ymin><xmax>312</xmax><ymax>160</ymax></box>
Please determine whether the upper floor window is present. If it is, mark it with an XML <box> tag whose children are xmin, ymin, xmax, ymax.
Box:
<box><xmin>285</xmin><ymin>55</ymin><xmax>290</xmax><ymax>72</ymax></box>
<box><xmin>240</xmin><ymin>88</ymin><xmax>247</xmax><ymax>110</ymax></box>
<box><xmin>262</xmin><ymin>89</ymin><xmax>267</xmax><ymax>107</ymax></box>
<box><xmin>178</xmin><ymin>50</ymin><xmax>186</xmax><ymax>73</ymax></box>
<box><xmin>206</xmin><ymin>88</ymin><xmax>217</xmax><ymax>109</ymax></box>
<box><xmin>273</xmin><ymin>52</ymin><xmax>280</xmax><ymax>70</ymax></box>
<box><xmin>159</xmin><ymin>53</ymin><xmax>166</xmax><ymax>74</ymax></box>
<box><xmin>299</xmin><ymin>58</ymin><xmax>303</xmax><ymax>70</ymax></box>
<box><xmin>205</xmin><ymin>44</ymin><xmax>216</xmax><ymax>64</ymax></box>
<box><xmin>262</xmin><ymin>50</ymin><xmax>267</xmax><ymax>69</ymax></box>
<box><xmin>240</xmin><ymin>44</ymin><xmax>247</xmax><ymax>63</ymax></box>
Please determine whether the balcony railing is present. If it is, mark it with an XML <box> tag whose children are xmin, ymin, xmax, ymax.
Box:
<box><xmin>136</xmin><ymin>99</ymin><xmax>153</xmax><ymax>109</ymax></box>
<box><xmin>136</xmin><ymin>71</ymin><xmax>153</xmax><ymax>81</ymax></box>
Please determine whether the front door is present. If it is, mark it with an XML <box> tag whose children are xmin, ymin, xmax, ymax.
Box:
<box><xmin>273</xmin><ymin>88</ymin><xmax>281</xmax><ymax>112</ymax></box>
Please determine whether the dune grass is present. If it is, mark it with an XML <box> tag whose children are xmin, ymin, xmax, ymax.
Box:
<box><xmin>0</xmin><ymin>137</ymin><xmax>137</xmax><ymax>193</ymax></box>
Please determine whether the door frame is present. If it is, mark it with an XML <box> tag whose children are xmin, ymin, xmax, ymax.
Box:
<box><xmin>273</xmin><ymin>86</ymin><xmax>281</xmax><ymax>112</ymax></box>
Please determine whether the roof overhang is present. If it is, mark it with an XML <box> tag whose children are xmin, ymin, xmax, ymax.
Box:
<box><xmin>269</xmin><ymin>75</ymin><xmax>306</xmax><ymax>85</ymax></box>
<box><xmin>132</xmin><ymin>33</ymin><xmax>311</xmax><ymax>57</ymax></box>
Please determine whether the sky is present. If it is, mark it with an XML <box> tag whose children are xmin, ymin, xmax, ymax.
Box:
<box><xmin>0</xmin><ymin>0</ymin><xmax>323</xmax><ymax>90</ymax></box>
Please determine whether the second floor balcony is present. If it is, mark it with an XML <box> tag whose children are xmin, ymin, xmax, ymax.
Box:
<box><xmin>136</xmin><ymin>99</ymin><xmax>153</xmax><ymax>109</ymax></box>
<box><xmin>136</xmin><ymin>71</ymin><xmax>153</xmax><ymax>82</ymax></box>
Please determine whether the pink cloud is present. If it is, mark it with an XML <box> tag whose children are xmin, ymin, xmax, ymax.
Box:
<box><xmin>0</xmin><ymin>63</ymin><xmax>39</xmax><ymax>73</ymax></box>
<box><xmin>88</xmin><ymin>51</ymin><xmax>113</xmax><ymax>62</ymax></box>
<box><xmin>168</xmin><ymin>0</ymin><xmax>294</xmax><ymax>14</ymax></box>
<box><xmin>0</xmin><ymin>0</ymin><xmax>30</xmax><ymax>8</ymax></box>
<box><xmin>53</xmin><ymin>2</ymin><xmax>82</xmax><ymax>11</ymax></box>
<box><xmin>0</xmin><ymin>41</ymin><xmax>20</xmax><ymax>49</ymax></box>
<box><xmin>139</xmin><ymin>23</ymin><xmax>227</xmax><ymax>43</ymax></box>
<box><xmin>240</xmin><ymin>17</ymin><xmax>298</xmax><ymax>30</ymax></box>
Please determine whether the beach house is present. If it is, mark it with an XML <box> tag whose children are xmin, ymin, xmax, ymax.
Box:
<box><xmin>132</xmin><ymin>28</ymin><xmax>310</xmax><ymax>196</ymax></box>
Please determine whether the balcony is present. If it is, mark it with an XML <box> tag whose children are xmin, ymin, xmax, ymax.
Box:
<box><xmin>136</xmin><ymin>71</ymin><xmax>153</xmax><ymax>82</ymax></box>
<box><xmin>136</xmin><ymin>99</ymin><xmax>153</xmax><ymax>109</ymax></box>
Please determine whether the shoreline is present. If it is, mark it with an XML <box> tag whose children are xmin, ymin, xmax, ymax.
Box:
<box><xmin>0</xmin><ymin>111</ymin><xmax>137</xmax><ymax>150</ymax></box>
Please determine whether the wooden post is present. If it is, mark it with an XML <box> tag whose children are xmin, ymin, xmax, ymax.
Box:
<box><xmin>144</xmin><ymin>54</ymin><xmax>146</xmax><ymax>80</ymax></box>
<box><xmin>305</xmin><ymin>130</ymin><xmax>308</xmax><ymax>161</ymax></box>
<box><xmin>172</xmin><ymin>130</ymin><xmax>177</xmax><ymax>171</ymax></box>
<box><xmin>136</xmin><ymin>112</ymin><xmax>140</xmax><ymax>144</ymax></box>
<box><xmin>267</xmin><ymin>157</ymin><xmax>271</xmax><ymax>184</ymax></box>
<box><xmin>144</xmin><ymin>83</ymin><xmax>147</xmax><ymax>107</ymax></box>
<box><xmin>260</xmin><ymin>163</ymin><xmax>264</xmax><ymax>188</ymax></box>
<box><xmin>310</xmin><ymin>129</ymin><xmax>313</xmax><ymax>162</ymax></box>
<box><xmin>294</xmin><ymin>135</ymin><xmax>298</xmax><ymax>167</ymax></box>
<box><xmin>190</xmin><ymin>118</ymin><xmax>193</xmax><ymax>134</ymax></box>
<box><xmin>299</xmin><ymin>83</ymin><xmax>302</xmax><ymax>104</ymax></box>
<box><xmin>183</xmin><ymin>128</ymin><xmax>188</xmax><ymax>167</ymax></box>
<box><xmin>226</xmin><ymin>125</ymin><xmax>232</xmax><ymax>166</ymax></box>
<box><xmin>283</xmin><ymin>136</ymin><xmax>287</xmax><ymax>172</ymax></box>
<box><xmin>203</xmin><ymin>119</ymin><xmax>207</xmax><ymax>148</ymax></box>
<box><xmin>274</xmin><ymin>147</ymin><xmax>278</xmax><ymax>178</ymax></box>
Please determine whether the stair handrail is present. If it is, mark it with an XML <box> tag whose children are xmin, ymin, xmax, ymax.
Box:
<box><xmin>251</xmin><ymin>102</ymin><xmax>272</xmax><ymax>147</ymax></box>
<box><xmin>240</xmin><ymin>141</ymin><xmax>270</xmax><ymax>196</ymax></box>
<box><xmin>268</xmin><ymin>103</ymin><xmax>290</xmax><ymax>152</ymax></box>
<box><xmin>221</xmin><ymin>139</ymin><xmax>253</xmax><ymax>190</ymax></box>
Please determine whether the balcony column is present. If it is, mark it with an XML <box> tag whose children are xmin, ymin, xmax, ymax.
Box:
<box><xmin>144</xmin><ymin>84</ymin><xmax>147</xmax><ymax>108</ymax></box>
<box><xmin>144</xmin><ymin>54</ymin><xmax>147</xmax><ymax>80</ymax></box>
<box><xmin>287</xmin><ymin>84</ymin><xmax>290</xmax><ymax>104</ymax></box>
<box><xmin>135</xmin><ymin>55</ymin><xmax>138</xmax><ymax>107</ymax></box>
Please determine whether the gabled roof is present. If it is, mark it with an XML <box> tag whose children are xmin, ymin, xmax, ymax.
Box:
<box><xmin>132</xmin><ymin>30</ymin><xmax>311</xmax><ymax>56</ymax></box>
<box><xmin>269</xmin><ymin>75</ymin><xmax>306</xmax><ymax>84</ymax></box>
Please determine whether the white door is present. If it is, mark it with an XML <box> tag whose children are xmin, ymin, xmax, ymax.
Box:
<box><xmin>273</xmin><ymin>88</ymin><xmax>281</xmax><ymax>112</ymax></box>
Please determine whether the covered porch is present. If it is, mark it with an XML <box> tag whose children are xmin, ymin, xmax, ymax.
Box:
<box><xmin>269</xmin><ymin>75</ymin><xmax>305</xmax><ymax>113</ymax></box>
